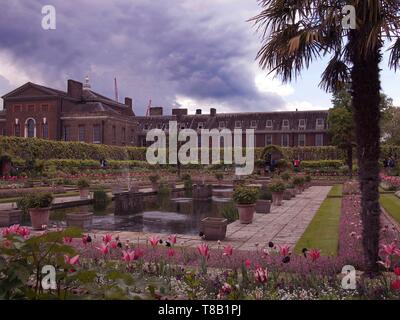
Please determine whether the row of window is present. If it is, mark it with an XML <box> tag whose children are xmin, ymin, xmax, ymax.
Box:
<box><xmin>141</xmin><ymin>118</ymin><xmax>325</xmax><ymax>131</ymax></box>
<box><xmin>270</xmin><ymin>133</ymin><xmax>324</xmax><ymax>147</ymax></box>
<box><xmin>14</xmin><ymin>118</ymin><xmax>48</xmax><ymax>139</ymax></box>
<box><xmin>64</xmin><ymin>125</ymin><xmax>102</xmax><ymax>143</ymax></box>
<box><xmin>13</xmin><ymin>104</ymin><xmax>49</xmax><ymax>113</ymax></box>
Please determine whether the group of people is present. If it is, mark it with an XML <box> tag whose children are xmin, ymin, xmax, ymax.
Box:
<box><xmin>99</xmin><ymin>158</ymin><xmax>108</xmax><ymax>168</ymax></box>
<box><xmin>264</xmin><ymin>153</ymin><xmax>301</xmax><ymax>174</ymax></box>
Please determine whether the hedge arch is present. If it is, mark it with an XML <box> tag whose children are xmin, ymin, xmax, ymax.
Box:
<box><xmin>260</xmin><ymin>145</ymin><xmax>284</xmax><ymax>160</ymax></box>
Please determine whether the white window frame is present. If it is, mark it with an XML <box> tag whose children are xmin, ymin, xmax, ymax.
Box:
<box><xmin>219</xmin><ymin>121</ymin><xmax>225</xmax><ymax>129</ymax></box>
<box><xmin>235</xmin><ymin>121</ymin><xmax>242</xmax><ymax>128</ymax></box>
<box><xmin>93</xmin><ymin>125</ymin><xmax>101</xmax><ymax>144</ymax></box>
<box><xmin>25</xmin><ymin>118</ymin><xmax>37</xmax><ymax>138</ymax></box>
<box><xmin>315</xmin><ymin>134</ymin><xmax>324</xmax><ymax>146</ymax></box>
<box><xmin>197</xmin><ymin>122</ymin><xmax>204</xmax><ymax>129</ymax></box>
<box><xmin>282</xmin><ymin>119</ymin><xmax>290</xmax><ymax>130</ymax></box>
<box><xmin>316</xmin><ymin>118</ymin><xmax>325</xmax><ymax>130</ymax></box>
<box><xmin>250</xmin><ymin>120</ymin><xmax>257</xmax><ymax>128</ymax></box>
<box><xmin>265</xmin><ymin>134</ymin><xmax>273</xmax><ymax>146</ymax></box>
<box><xmin>281</xmin><ymin>134</ymin><xmax>290</xmax><ymax>147</ymax></box>
<box><xmin>298</xmin><ymin>134</ymin><xmax>306</xmax><ymax>146</ymax></box>
<box><xmin>266</xmin><ymin>120</ymin><xmax>273</xmax><ymax>129</ymax></box>
<box><xmin>298</xmin><ymin>119</ymin><xmax>306</xmax><ymax>130</ymax></box>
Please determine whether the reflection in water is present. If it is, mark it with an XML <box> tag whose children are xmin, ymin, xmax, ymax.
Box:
<box><xmin>49</xmin><ymin>191</ymin><xmax>233</xmax><ymax>235</ymax></box>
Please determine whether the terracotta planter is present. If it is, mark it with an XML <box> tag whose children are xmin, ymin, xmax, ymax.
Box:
<box><xmin>0</xmin><ymin>210</ymin><xmax>22</xmax><ymax>227</ymax></box>
<box><xmin>29</xmin><ymin>207</ymin><xmax>50</xmax><ymax>230</ymax></box>
<box><xmin>66</xmin><ymin>212</ymin><xmax>93</xmax><ymax>230</ymax></box>
<box><xmin>79</xmin><ymin>188</ymin><xmax>90</xmax><ymax>199</ymax></box>
<box><xmin>283</xmin><ymin>190</ymin><xmax>292</xmax><ymax>200</ymax></box>
<box><xmin>272</xmin><ymin>192</ymin><xmax>284</xmax><ymax>206</ymax></box>
<box><xmin>255</xmin><ymin>200</ymin><xmax>271</xmax><ymax>214</ymax></box>
<box><xmin>236</xmin><ymin>203</ymin><xmax>255</xmax><ymax>224</ymax></box>
<box><xmin>200</xmin><ymin>217</ymin><xmax>228</xmax><ymax>240</ymax></box>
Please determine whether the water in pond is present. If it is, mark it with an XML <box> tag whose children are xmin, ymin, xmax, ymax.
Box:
<box><xmin>47</xmin><ymin>191</ymin><xmax>234</xmax><ymax>235</ymax></box>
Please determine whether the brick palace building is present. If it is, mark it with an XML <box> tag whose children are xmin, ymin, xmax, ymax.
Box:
<box><xmin>0</xmin><ymin>78</ymin><xmax>330</xmax><ymax>148</ymax></box>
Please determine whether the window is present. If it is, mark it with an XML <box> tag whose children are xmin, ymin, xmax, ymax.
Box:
<box><xmin>235</xmin><ymin>121</ymin><xmax>242</xmax><ymax>128</ymax></box>
<box><xmin>265</xmin><ymin>134</ymin><xmax>273</xmax><ymax>146</ymax></box>
<box><xmin>219</xmin><ymin>121</ymin><xmax>225</xmax><ymax>128</ymax></box>
<box><xmin>42</xmin><ymin>123</ymin><xmax>48</xmax><ymax>139</ymax></box>
<box><xmin>316</xmin><ymin>118</ymin><xmax>325</xmax><ymax>129</ymax></box>
<box><xmin>198</xmin><ymin>122</ymin><xmax>204</xmax><ymax>129</ymax></box>
<box><xmin>250</xmin><ymin>120</ymin><xmax>257</xmax><ymax>128</ymax></box>
<box><xmin>93</xmin><ymin>125</ymin><xmax>101</xmax><ymax>144</ymax></box>
<box><xmin>298</xmin><ymin>119</ymin><xmax>306</xmax><ymax>130</ymax></box>
<box><xmin>281</xmin><ymin>134</ymin><xmax>289</xmax><ymax>147</ymax></box>
<box><xmin>14</xmin><ymin>124</ymin><xmax>20</xmax><ymax>137</ymax></box>
<box><xmin>41</xmin><ymin>104</ymin><xmax>49</xmax><ymax>112</ymax></box>
<box><xmin>78</xmin><ymin>125</ymin><xmax>85</xmax><ymax>142</ymax></box>
<box><xmin>282</xmin><ymin>119</ymin><xmax>290</xmax><ymax>130</ymax></box>
<box><xmin>266</xmin><ymin>120</ymin><xmax>273</xmax><ymax>129</ymax></box>
<box><xmin>131</xmin><ymin>129</ymin><xmax>135</xmax><ymax>143</ymax></box>
<box><xmin>298</xmin><ymin>134</ymin><xmax>306</xmax><ymax>146</ymax></box>
<box><xmin>315</xmin><ymin>134</ymin><xmax>324</xmax><ymax>146</ymax></box>
<box><xmin>63</xmin><ymin>126</ymin><xmax>71</xmax><ymax>141</ymax></box>
<box><xmin>26</xmin><ymin>118</ymin><xmax>36</xmax><ymax>138</ymax></box>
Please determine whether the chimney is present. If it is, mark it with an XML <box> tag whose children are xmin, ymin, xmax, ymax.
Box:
<box><xmin>172</xmin><ymin>108</ymin><xmax>188</xmax><ymax>116</ymax></box>
<box><xmin>196</xmin><ymin>109</ymin><xmax>202</xmax><ymax>115</ymax></box>
<box><xmin>67</xmin><ymin>80</ymin><xmax>83</xmax><ymax>99</ymax></box>
<box><xmin>125</xmin><ymin>97</ymin><xmax>133</xmax><ymax>109</ymax></box>
<box><xmin>210</xmin><ymin>108</ymin><xmax>216</xmax><ymax>117</ymax></box>
<box><xmin>149</xmin><ymin>107</ymin><xmax>163</xmax><ymax>116</ymax></box>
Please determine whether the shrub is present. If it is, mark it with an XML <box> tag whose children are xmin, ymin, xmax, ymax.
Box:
<box><xmin>77</xmin><ymin>178</ymin><xmax>90</xmax><ymax>189</ymax></box>
<box><xmin>221</xmin><ymin>203</ymin><xmax>239</xmax><ymax>222</ymax></box>
<box><xmin>149</xmin><ymin>175</ymin><xmax>160</xmax><ymax>184</ymax></box>
<box><xmin>281</xmin><ymin>172</ymin><xmax>291</xmax><ymax>181</ymax></box>
<box><xmin>269</xmin><ymin>180</ymin><xmax>286</xmax><ymax>193</ymax></box>
<box><xmin>259</xmin><ymin>186</ymin><xmax>272</xmax><ymax>201</ymax></box>
<box><xmin>305</xmin><ymin>175</ymin><xmax>312</xmax><ymax>183</ymax></box>
<box><xmin>17</xmin><ymin>193</ymin><xmax>54</xmax><ymax>212</ymax></box>
<box><xmin>93</xmin><ymin>188</ymin><xmax>111</xmax><ymax>211</ymax></box>
<box><xmin>158</xmin><ymin>182</ymin><xmax>171</xmax><ymax>197</ymax></box>
<box><xmin>292</xmin><ymin>176</ymin><xmax>305</xmax><ymax>186</ymax></box>
<box><xmin>233</xmin><ymin>186</ymin><xmax>259</xmax><ymax>205</ymax></box>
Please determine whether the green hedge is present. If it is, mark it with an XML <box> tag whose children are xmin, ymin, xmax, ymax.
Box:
<box><xmin>301</xmin><ymin>160</ymin><xmax>344</xmax><ymax>168</ymax></box>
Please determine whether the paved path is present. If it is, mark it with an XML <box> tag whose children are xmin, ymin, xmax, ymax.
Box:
<box><xmin>93</xmin><ymin>186</ymin><xmax>332</xmax><ymax>251</ymax></box>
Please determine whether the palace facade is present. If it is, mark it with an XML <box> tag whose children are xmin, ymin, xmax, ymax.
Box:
<box><xmin>0</xmin><ymin>79</ymin><xmax>330</xmax><ymax>148</ymax></box>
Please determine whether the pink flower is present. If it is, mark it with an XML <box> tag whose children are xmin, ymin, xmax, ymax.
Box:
<box><xmin>122</xmin><ymin>250</ymin><xmax>136</xmax><ymax>262</ymax></box>
<box><xmin>64</xmin><ymin>255</ymin><xmax>80</xmax><ymax>265</ymax></box>
<box><xmin>197</xmin><ymin>243</ymin><xmax>210</xmax><ymax>259</ymax></box>
<box><xmin>63</xmin><ymin>237</ymin><xmax>73</xmax><ymax>244</ymax></box>
<box><xmin>102</xmin><ymin>234</ymin><xmax>113</xmax><ymax>244</ymax></box>
<box><xmin>149</xmin><ymin>235</ymin><xmax>160</xmax><ymax>247</ymax></box>
<box><xmin>82</xmin><ymin>234</ymin><xmax>91</xmax><ymax>245</ymax></box>
<box><xmin>110</xmin><ymin>241</ymin><xmax>118</xmax><ymax>249</ymax></box>
<box><xmin>223</xmin><ymin>245</ymin><xmax>233</xmax><ymax>257</ymax></box>
<box><xmin>168</xmin><ymin>234</ymin><xmax>177</xmax><ymax>245</ymax></box>
<box><xmin>279</xmin><ymin>245</ymin><xmax>291</xmax><ymax>257</ymax></box>
<box><xmin>394</xmin><ymin>267</ymin><xmax>400</xmax><ymax>277</ymax></box>
<box><xmin>17</xmin><ymin>227</ymin><xmax>30</xmax><ymax>238</ymax></box>
<box><xmin>308</xmin><ymin>248</ymin><xmax>321</xmax><ymax>262</ymax></box>
<box><xmin>378</xmin><ymin>257</ymin><xmax>391</xmax><ymax>269</ymax></box>
<box><xmin>167</xmin><ymin>248</ymin><xmax>175</xmax><ymax>257</ymax></box>
<box><xmin>244</xmin><ymin>259</ymin><xmax>251</xmax><ymax>268</ymax></box>
<box><xmin>382</xmin><ymin>242</ymin><xmax>397</xmax><ymax>256</ymax></box>
<box><xmin>97</xmin><ymin>243</ymin><xmax>109</xmax><ymax>255</ymax></box>
<box><xmin>391</xmin><ymin>279</ymin><xmax>400</xmax><ymax>291</ymax></box>
<box><xmin>134</xmin><ymin>248</ymin><xmax>145</xmax><ymax>259</ymax></box>
<box><xmin>254</xmin><ymin>266</ymin><xmax>268</xmax><ymax>284</ymax></box>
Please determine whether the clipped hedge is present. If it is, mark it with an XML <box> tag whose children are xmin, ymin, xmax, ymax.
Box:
<box><xmin>301</xmin><ymin>160</ymin><xmax>344</xmax><ymax>168</ymax></box>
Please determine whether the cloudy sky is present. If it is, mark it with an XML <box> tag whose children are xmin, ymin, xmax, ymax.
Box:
<box><xmin>0</xmin><ymin>0</ymin><xmax>399</xmax><ymax>115</ymax></box>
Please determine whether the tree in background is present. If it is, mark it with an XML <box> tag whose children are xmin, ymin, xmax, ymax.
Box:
<box><xmin>328</xmin><ymin>88</ymin><xmax>355</xmax><ymax>178</ymax></box>
<box><xmin>252</xmin><ymin>0</ymin><xmax>400</xmax><ymax>273</ymax></box>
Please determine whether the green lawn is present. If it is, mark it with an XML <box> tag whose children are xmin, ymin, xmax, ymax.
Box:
<box><xmin>294</xmin><ymin>196</ymin><xmax>342</xmax><ymax>256</ymax></box>
<box><xmin>380</xmin><ymin>193</ymin><xmax>400</xmax><ymax>224</ymax></box>
<box><xmin>327</xmin><ymin>184</ymin><xmax>343</xmax><ymax>197</ymax></box>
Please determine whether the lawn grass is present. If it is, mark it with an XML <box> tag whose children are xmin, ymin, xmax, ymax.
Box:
<box><xmin>327</xmin><ymin>184</ymin><xmax>343</xmax><ymax>197</ymax></box>
<box><xmin>380</xmin><ymin>193</ymin><xmax>400</xmax><ymax>224</ymax></box>
<box><xmin>294</xmin><ymin>196</ymin><xmax>342</xmax><ymax>256</ymax></box>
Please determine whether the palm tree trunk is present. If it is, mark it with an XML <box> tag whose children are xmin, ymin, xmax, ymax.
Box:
<box><xmin>350</xmin><ymin>38</ymin><xmax>382</xmax><ymax>273</ymax></box>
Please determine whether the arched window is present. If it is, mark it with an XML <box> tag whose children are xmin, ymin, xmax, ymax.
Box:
<box><xmin>25</xmin><ymin>118</ymin><xmax>36</xmax><ymax>138</ymax></box>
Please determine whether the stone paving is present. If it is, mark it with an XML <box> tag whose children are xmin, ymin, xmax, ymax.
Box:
<box><xmin>93</xmin><ymin>186</ymin><xmax>332</xmax><ymax>251</ymax></box>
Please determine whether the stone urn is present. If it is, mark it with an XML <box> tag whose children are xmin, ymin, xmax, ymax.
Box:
<box><xmin>236</xmin><ymin>204</ymin><xmax>256</xmax><ymax>224</ymax></box>
<box><xmin>200</xmin><ymin>217</ymin><xmax>228</xmax><ymax>240</ymax></box>
<box><xmin>255</xmin><ymin>200</ymin><xmax>271</xmax><ymax>214</ymax></box>
<box><xmin>66</xmin><ymin>212</ymin><xmax>94</xmax><ymax>230</ymax></box>
<box><xmin>79</xmin><ymin>188</ymin><xmax>90</xmax><ymax>199</ymax></box>
<box><xmin>272</xmin><ymin>192</ymin><xmax>284</xmax><ymax>206</ymax></box>
<box><xmin>29</xmin><ymin>207</ymin><xmax>50</xmax><ymax>230</ymax></box>
<box><xmin>0</xmin><ymin>210</ymin><xmax>22</xmax><ymax>227</ymax></box>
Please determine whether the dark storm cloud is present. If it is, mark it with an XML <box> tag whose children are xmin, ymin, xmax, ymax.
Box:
<box><xmin>0</xmin><ymin>0</ymin><xmax>285</xmax><ymax>113</ymax></box>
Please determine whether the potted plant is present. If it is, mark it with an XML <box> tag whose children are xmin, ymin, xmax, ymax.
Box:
<box><xmin>215</xmin><ymin>172</ymin><xmax>224</xmax><ymax>184</ymax></box>
<box><xmin>304</xmin><ymin>174</ymin><xmax>312</xmax><ymax>188</ymax></box>
<box><xmin>200</xmin><ymin>217</ymin><xmax>228</xmax><ymax>240</ymax></box>
<box><xmin>286</xmin><ymin>182</ymin><xmax>296</xmax><ymax>198</ymax></box>
<box><xmin>17</xmin><ymin>193</ymin><xmax>53</xmax><ymax>230</ymax></box>
<box><xmin>77</xmin><ymin>178</ymin><xmax>90</xmax><ymax>199</ymax></box>
<box><xmin>233</xmin><ymin>185</ymin><xmax>259</xmax><ymax>224</ymax></box>
<box><xmin>292</xmin><ymin>176</ymin><xmax>305</xmax><ymax>194</ymax></box>
<box><xmin>255</xmin><ymin>186</ymin><xmax>272</xmax><ymax>214</ymax></box>
<box><xmin>269</xmin><ymin>180</ymin><xmax>286</xmax><ymax>206</ymax></box>
<box><xmin>148</xmin><ymin>174</ymin><xmax>160</xmax><ymax>191</ymax></box>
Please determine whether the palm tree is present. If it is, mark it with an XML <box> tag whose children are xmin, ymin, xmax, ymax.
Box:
<box><xmin>251</xmin><ymin>0</ymin><xmax>400</xmax><ymax>273</ymax></box>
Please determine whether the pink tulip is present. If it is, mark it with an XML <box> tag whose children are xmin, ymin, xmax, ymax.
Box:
<box><xmin>391</xmin><ymin>279</ymin><xmax>400</xmax><ymax>291</ymax></box>
<box><xmin>63</xmin><ymin>236</ymin><xmax>73</xmax><ymax>244</ymax></box>
<box><xmin>223</xmin><ymin>245</ymin><xmax>233</xmax><ymax>257</ymax></box>
<box><xmin>244</xmin><ymin>259</ymin><xmax>251</xmax><ymax>268</ymax></box>
<box><xmin>122</xmin><ymin>250</ymin><xmax>136</xmax><ymax>262</ymax></box>
<box><xmin>167</xmin><ymin>248</ymin><xmax>175</xmax><ymax>257</ymax></box>
<box><xmin>394</xmin><ymin>267</ymin><xmax>400</xmax><ymax>277</ymax></box>
<box><xmin>382</xmin><ymin>242</ymin><xmax>397</xmax><ymax>256</ymax></box>
<box><xmin>254</xmin><ymin>266</ymin><xmax>268</xmax><ymax>284</ymax></box>
<box><xmin>110</xmin><ymin>241</ymin><xmax>118</xmax><ymax>249</ymax></box>
<box><xmin>279</xmin><ymin>245</ymin><xmax>291</xmax><ymax>257</ymax></box>
<box><xmin>102</xmin><ymin>234</ymin><xmax>113</xmax><ymax>244</ymax></box>
<box><xmin>97</xmin><ymin>244</ymin><xmax>109</xmax><ymax>255</ymax></box>
<box><xmin>168</xmin><ymin>234</ymin><xmax>177</xmax><ymax>245</ymax></box>
<box><xmin>308</xmin><ymin>248</ymin><xmax>321</xmax><ymax>262</ymax></box>
<box><xmin>197</xmin><ymin>243</ymin><xmax>210</xmax><ymax>259</ymax></box>
<box><xmin>64</xmin><ymin>255</ymin><xmax>80</xmax><ymax>265</ymax></box>
<box><xmin>149</xmin><ymin>235</ymin><xmax>160</xmax><ymax>247</ymax></box>
<box><xmin>82</xmin><ymin>234</ymin><xmax>91</xmax><ymax>245</ymax></box>
<box><xmin>378</xmin><ymin>257</ymin><xmax>391</xmax><ymax>269</ymax></box>
<box><xmin>134</xmin><ymin>248</ymin><xmax>145</xmax><ymax>259</ymax></box>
